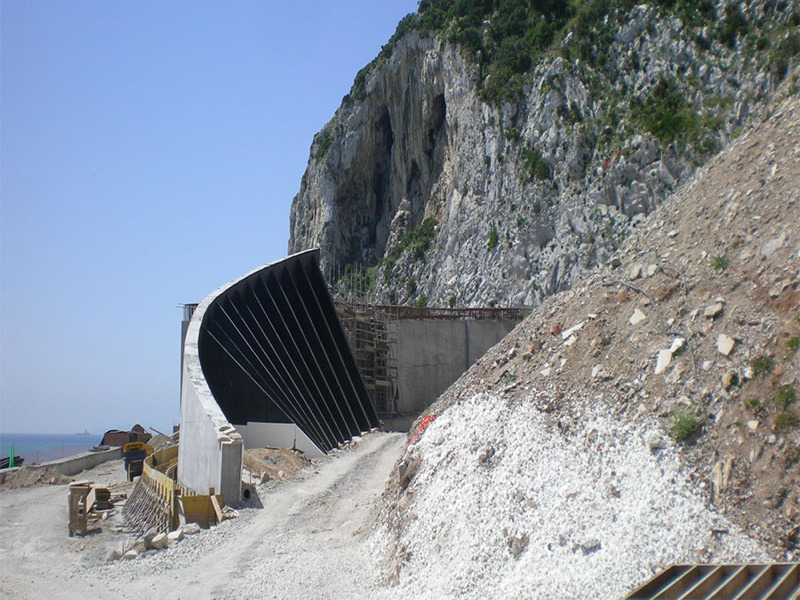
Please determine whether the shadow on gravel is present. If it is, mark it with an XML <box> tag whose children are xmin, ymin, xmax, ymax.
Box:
<box><xmin>381</xmin><ymin>414</ymin><xmax>419</xmax><ymax>433</ymax></box>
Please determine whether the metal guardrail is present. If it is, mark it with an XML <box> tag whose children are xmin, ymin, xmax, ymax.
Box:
<box><xmin>625</xmin><ymin>563</ymin><xmax>800</xmax><ymax>599</ymax></box>
<box><xmin>337</xmin><ymin>301</ymin><xmax>530</xmax><ymax>322</ymax></box>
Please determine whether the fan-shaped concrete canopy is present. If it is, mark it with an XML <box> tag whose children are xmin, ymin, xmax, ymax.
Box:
<box><xmin>178</xmin><ymin>249</ymin><xmax>378</xmax><ymax>503</ymax></box>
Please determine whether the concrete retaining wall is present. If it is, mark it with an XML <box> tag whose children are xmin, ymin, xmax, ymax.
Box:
<box><xmin>178</xmin><ymin>316</ymin><xmax>243</xmax><ymax>504</ymax></box>
<box><xmin>0</xmin><ymin>446</ymin><xmax>122</xmax><ymax>484</ymax></box>
<box><xmin>178</xmin><ymin>271</ymin><xmax>246</xmax><ymax>504</ymax></box>
<box><xmin>395</xmin><ymin>318</ymin><xmax>519</xmax><ymax>413</ymax></box>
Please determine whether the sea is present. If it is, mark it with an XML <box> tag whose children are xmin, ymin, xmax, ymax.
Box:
<box><xmin>0</xmin><ymin>432</ymin><xmax>102</xmax><ymax>465</ymax></box>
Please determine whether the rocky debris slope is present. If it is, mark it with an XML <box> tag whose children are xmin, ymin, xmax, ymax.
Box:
<box><xmin>375</xmin><ymin>90</ymin><xmax>800</xmax><ymax>597</ymax></box>
<box><xmin>376</xmin><ymin>396</ymin><xmax>766</xmax><ymax>599</ymax></box>
<box><xmin>289</xmin><ymin>1</ymin><xmax>798</xmax><ymax>308</ymax></box>
<box><xmin>1</xmin><ymin>466</ymin><xmax>73</xmax><ymax>488</ymax></box>
<box><xmin>241</xmin><ymin>447</ymin><xmax>311</xmax><ymax>486</ymax></box>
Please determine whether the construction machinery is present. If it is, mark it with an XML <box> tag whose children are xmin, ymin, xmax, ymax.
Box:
<box><xmin>122</xmin><ymin>441</ymin><xmax>153</xmax><ymax>482</ymax></box>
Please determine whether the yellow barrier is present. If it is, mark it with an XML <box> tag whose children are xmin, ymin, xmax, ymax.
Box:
<box><xmin>126</xmin><ymin>445</ymin><xmax>226</xmax><ymax>532</ymax></box>
<box><xmin>180</xmin><ymin>494</ymin><xmax>224</xmax><ymax>528</ymax></box>
<box><xmin>141</xmin><ymin>446</ymin><xmax>224</xmax><ymax>530</ymax></box>
<box><xmin>141</xmin><ymin>446</ymin><xmax>179</xmax><ymax>530</ymax></box>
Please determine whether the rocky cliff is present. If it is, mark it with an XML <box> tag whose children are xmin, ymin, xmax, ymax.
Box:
<box><xmin>289</xmin><ymin>0</ymin><xmax>798</xmax><ymax>307</ymax></box>
<box><xmin>375</xmin><ymin>89</ymin><xmax>800</xmax><ymax>596</ymax></box>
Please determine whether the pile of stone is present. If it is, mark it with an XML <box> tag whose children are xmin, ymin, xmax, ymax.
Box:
<box><xmin>107</xmin><ymin>523</ymin><xmax>201</xmax><ymax>562</ymax></box>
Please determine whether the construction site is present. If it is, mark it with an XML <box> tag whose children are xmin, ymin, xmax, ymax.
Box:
<box><xmin>171</xmin><ymin>248</ymin><xmax>523</xmax><ymax>512</ymax></box>
<box><xmin>1</xmin><ymin>248</ymin><xmax>525</xmax><ymax>548</ymax></box>
<box><xmin>3</xmin><ymin>87</ymin><xmax>800</xmax><ymax>600</ymax></box>
<box><xmin>2</xmin><ymin>222</ymin><xmax>798</xmax><ymax>597</ymax></box>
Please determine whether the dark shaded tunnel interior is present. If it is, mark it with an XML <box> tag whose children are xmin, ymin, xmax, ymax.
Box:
<box><xmin>197</xmin><ymin>250</ymin><xmax>379</xmax><ymax>453</ymax></box>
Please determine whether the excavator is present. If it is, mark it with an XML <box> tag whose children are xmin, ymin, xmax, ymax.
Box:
<box><xmin>122</xmin><ymin>441</ymin><xmax>153</xmax><ymax>481</ymax></box>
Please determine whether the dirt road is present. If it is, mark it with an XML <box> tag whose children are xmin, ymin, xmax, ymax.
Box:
<box><xmin>0</xmin><ymin>432</ymin><xmax>406</xmax><ymax>600</ymax></box>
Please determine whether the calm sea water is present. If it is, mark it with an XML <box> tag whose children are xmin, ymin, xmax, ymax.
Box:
<box><xmin>0</xmin><ymin>432</ymin><xmax>102</xmax><ymax>465</ymax></box>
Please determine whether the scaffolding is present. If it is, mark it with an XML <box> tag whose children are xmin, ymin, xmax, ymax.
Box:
<box><xmin>336</xmin><ymin>303</ymin><xmax>399</xmax><ymax>417</ymax></box>
<box><xmin>325</xmin><ymin>261</ymin><xmax>529</xmax><ymax>417</ymax></box>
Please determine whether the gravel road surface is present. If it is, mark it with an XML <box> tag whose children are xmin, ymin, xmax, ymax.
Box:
<box><xmin>0</xmin><ymin>432</ymin><xmax>405</xmax><ymax>599</ymax></box>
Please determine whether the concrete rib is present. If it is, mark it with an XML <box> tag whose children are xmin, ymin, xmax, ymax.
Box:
<box><xmin>286</xmin><ymin>263</ymin><xmax>363</xmax><ymax>436</ymax></box>
<box><xmin>241</xmin><ymin>293</ymin><xmax>335</xmax><ymax>452</ymax></box>
<box><xmin>225</xmin><ymin>293</ymin><xmax>331</xmax><ymax>452</ymax></box>
<box><xmin>249</xmin><ymin>276</ymin><xmax>339</xmax><ymax>450</ymax></box>
<box><xmin>261</xmin><ymin>271</ymin><xmax>348</xmax><ymax>443</ymax></box>
<box><xmin>298</xmin><ymin>263</ymin><xmax>375</xmax><ymax>430</ymax></box>
<box><xmin>208</xmin><ymin>312</ymin><xmax>321</xmax><ymax>450</ymax></box>
<box><xmin>273</xmin><ymin>268</ymin><xmax>358</xmax><ymax>439</ymax></box>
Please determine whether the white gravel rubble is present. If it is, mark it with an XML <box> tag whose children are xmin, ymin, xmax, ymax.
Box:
<box><xmin>375</xmin><ymin>392</ymin><xmax>766</xmax><ymax>600</ymax></box>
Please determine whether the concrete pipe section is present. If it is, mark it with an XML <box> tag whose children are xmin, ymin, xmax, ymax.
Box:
<box><xmin>179</xmin><ymin>249</ymin><xmax>379</xmax><ymax>504</ymax></box>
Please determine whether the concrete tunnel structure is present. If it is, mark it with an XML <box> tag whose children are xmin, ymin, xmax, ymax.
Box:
<box><xmin>178</xmin><ymin>249</ymin><xmax>380</xmax><ymax>504</ymax></box>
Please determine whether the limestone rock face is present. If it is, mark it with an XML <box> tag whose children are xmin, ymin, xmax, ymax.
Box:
<box><xmin>288</xmin><ymin>2</ymin><xmax>783</xmax><ymax>308</ymax></box>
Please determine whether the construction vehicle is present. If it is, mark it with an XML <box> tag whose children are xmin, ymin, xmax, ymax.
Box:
<box><xmin>122</xmin><ymin>441</ymin><xmax>153</xmax><ymax>482</ymax></box>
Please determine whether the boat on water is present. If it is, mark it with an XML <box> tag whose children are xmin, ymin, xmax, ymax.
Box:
<box><xmin>0</xmin><ymin>456</ymin><xmax>24</xmax><ymax>469</ymax></box>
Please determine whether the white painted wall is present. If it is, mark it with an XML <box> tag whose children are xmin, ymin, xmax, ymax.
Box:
<box><xmin>178</xmin><ymin>357</ymin><xmax>243</xmax><ymax>502</ymax></box>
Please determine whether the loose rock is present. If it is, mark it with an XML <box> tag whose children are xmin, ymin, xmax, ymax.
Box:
<box><xmin>167</xmin><ymin>529</ymin><xmax>184</xmax><ymax>544</ymax></box>
<box><xmin>722</xmin><ymin>371</ymin><xmax>739</xmax><ymax>390</ymax></box>
<box><xmin>655</xmin><ymin>349</ymin><xmax>672</xmax><ymax>375</ymax></box>
<box><xmin>717</xmin><ymin>334</ymin><xmax>735</xmax><ymax>356</ymax></box>
<box><xmin>629</xmin><ymin>309</ymin><xmax>647</xmax><ymax>325</ymax></box>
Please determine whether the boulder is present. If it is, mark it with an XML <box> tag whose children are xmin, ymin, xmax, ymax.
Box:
<box><xmin>113</xmin><ymin>539</ymin><xmax>133</xmax><ymax>560</ymax></box>
<box><xmin>167</xmin><ymin>529</ymin><xmax>184</xmax><ymax>545</ymax></box>
<box><xmin>133</xmin><ymin>538</ymin><xmax>146</xmax><ymax>555</ymax></box>
<box><xmin>655</xmin><ymin>349</ymin><xmax>672</xmax><ymax>374</ymax></box>
<box><xmin>591</xmin><ymin>365</ymin><xmax>612</xmax><ymax>380</ymax></box>
<box><xmin>143</xmin><ymin>527</ymin><xmax>159</xmax><ymax>549</ymax></box>
<box><xmin>722</xmin><ymin>371</ymin><xmax>739</xmax><ymax>390</ymax></box>
<box><xmin>669</xmin><ymin>338</ymin><xmax>685</xmax><ymax>353</ymax></box>
<box><xmin>150</xmin><ymin>533</ymin><xmax>168</xmax><ymax>550</ymax></box>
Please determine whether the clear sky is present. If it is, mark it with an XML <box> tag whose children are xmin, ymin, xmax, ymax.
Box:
<box><xmin>1</xmin><ymin>1</ymin><xmax>418</xmax><ymax>435</ymax></box>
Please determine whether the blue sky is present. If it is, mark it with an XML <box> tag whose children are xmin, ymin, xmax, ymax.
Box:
<box><xmin>1</xmin><ymin>1</ymin><xmax>418</xmax><ymax>435</ymax></box>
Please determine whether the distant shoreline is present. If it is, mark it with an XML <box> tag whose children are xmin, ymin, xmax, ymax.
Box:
<box><xmin>19</xmin><ymin>445</ymin><xmax>95</xmax><ymax>465</ymax></box>
<box><xmin>0</xmin><ymin>433</ymin><xmax>100</xmax><ymax>466</ymax></box>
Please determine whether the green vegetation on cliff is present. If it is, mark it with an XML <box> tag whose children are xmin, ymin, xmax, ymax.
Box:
<box><xmin>350</xmin><ymin>0</ymin><xmax>785</xmax><ymax>105</ymax></box>
<box><xmin>311</xmin><ymin>0</ymin><xmax>799</xmax><ymax>308</ymax></box>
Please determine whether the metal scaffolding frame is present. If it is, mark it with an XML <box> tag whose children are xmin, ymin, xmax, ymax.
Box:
<box><xmin>335</xmin><ymin>302</ymin><xmax>399</xmax><ymax>417</ymax></box>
